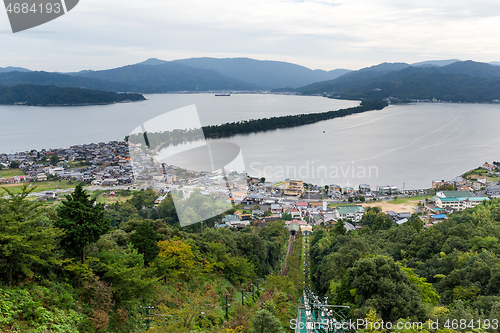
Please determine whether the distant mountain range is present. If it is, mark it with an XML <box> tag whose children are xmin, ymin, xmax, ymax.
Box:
<box><xmin>0</xmin><ymin>66</ymin><xmax>31</xmax><ymax>73</ymax></box>
<box><xmin>0</xmin><ymin>58</ymin><xmax>350</xmax><ymax>92</ymax></box>
<box><xmin>0</xmin><ymin>59</ymin><xmax>499</xmax><ymax>102</ymax></box>
<box><xmin>295</xmin><ymin>60</ymin><xmax>500</xmax><ymax>102</ymax></box>
<box><xmin>0</xmin><ymin>71</ymin><xmax>142</xmax><ymax>92</ymax></box>
<box><xmin>70</xmin><ymin>61</ymin><xmax>258</xmax><ymax>93</ymax></box>
<box><xmin>168</xmin><ymin>57</ymin><xmax>350</xmax><ymax>89</ymax></box>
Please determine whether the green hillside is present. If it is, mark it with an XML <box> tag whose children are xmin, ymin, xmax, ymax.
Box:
<box><xmin>0</xmin><ymin>84</ymin><xmax>146</xmax><ymax>106</ymax></box>
<box><xmin>311</xmin><ymin>200</ymin><xmax>500</xmax><ymax>327</ymax></box>
<box><xmin>299</xmin><ymin>60</ymin><xmax>500</xmax><ymax>102</ymax></box>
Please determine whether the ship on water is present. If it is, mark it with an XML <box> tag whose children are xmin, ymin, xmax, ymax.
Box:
<box><xmin>215</xmin><ymin>93</ymin><xmax>231</xmax><ymax>96</ymax></box>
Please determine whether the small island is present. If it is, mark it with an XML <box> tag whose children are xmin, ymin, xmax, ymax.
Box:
<box><xmin>0</xmin><ymin>84</ymin><xmax>146</xmax><ymax>106</ymax></box>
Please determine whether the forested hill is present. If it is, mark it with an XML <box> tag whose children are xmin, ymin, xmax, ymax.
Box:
<box><xmin>0</xmin><ymin>70</ymin><xmax>142</xmax><ymax>92</ymax></box>
<box><xmin>311</xmin><ymin>199</ymin><xmax>500</xmax><ymax>324</ymax></box>
<box><xmin>297</xmin><ymin>60</ymin><xmax>500</xmax><ymax>102</ymax></box>
<box><xmin>0</xmin><ymin>186</ymin><xmax>302</xmax><ymax>332</ymax></box>
<box><xmin>0</xmin><ymin>84</ymin><xmax>146</xmax><ymax>106</ymax></box>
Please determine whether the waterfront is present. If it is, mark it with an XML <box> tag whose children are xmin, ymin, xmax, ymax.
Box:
<box><xmin>0</xmin><ymin>93</ymin><xmax>358</xmax><ymax>153</ymax></box>
<box><xmin>1</xmin><ymin>94</ymin><xmax>499</xmax><ymax>189</ymax></box>
<box><xmin>210</xmin><ymin>102</ymin><xmax>500</xmax><ymax>189</ymax></box>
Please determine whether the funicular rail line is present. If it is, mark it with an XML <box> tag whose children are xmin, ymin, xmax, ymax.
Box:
<box><xmin>297</xmin><ymin>235</ymin><xmax>349</xmax><ymax>333</ymax></box>
<box><xmin>281</xmin><ymin>233</ymin><xmax>296</xmax><ymax>277</ymax></box>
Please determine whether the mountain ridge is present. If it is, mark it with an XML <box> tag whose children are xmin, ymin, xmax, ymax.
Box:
<box><xmin>1</xmin><ymin>58</ymin><xmax>500</xmax><ymax>99</ymax></box>
<box><xmin>297</xmin><ymin>60</ymin><xmax>500</xmax><ymax>102</ymax></box>
<box><xmin>71</xmin><ymin>62</ymin><xmax>258</xmax><ymax>93</ymax></box>
<box><xmin>0</xmin><ymin>71</ymin><xmax>143</xmax><ymax>92</ymax></box>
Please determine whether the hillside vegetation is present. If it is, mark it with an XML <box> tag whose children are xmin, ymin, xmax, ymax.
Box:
<box><xmin>311</xmin><ymin>201</ymin><xmax>500</xmax><ymax>330</ymax></box>
<box><xmin>0</xmin><ymin>84</ymin><xmax>145</xmax><ymax>106</ymax></box>
<box><xmin>298</xmin><ymin>60</ymin><xmax>500</xmax><ymax>103</ymax></box>
<box><xmin>0</xmin><ymin>185</ymin><xmax>302</xmax><ymax>332</ymax></box>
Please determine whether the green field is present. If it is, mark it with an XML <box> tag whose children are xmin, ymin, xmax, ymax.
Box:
<box><xmin>328</xmin><ymin>202</ymin><xmax>360</xmax><ymax>208</ymax></box>
<box><xmin>0</xmin><ymin>169</ymin><xmax>25</xmax><ymax>179</ymax></box>
<box><xmin>328</xmin><ymin>194</ymin><xmax>433</xmax><ymax>208</ymax></box>
<box><xmin>0</xmin><ymin>180</ymin><xmax>76</xmax><ymax>195</ymax></box>
<box><xmin>463</xmin><ymin>167</ymin><xmax>500</xmax><ymax>183</ymax></box>
<box><xmin>95</xmin><ymin>193</ymin><xmax>133</xmax><ymax>204</ymax></box>
<box><xmin>383</xmin><ymin>194</ymin><xmax>433</xmax><ymax>204</ymax></box>
<box><xmin>487</xmin><ymin>176</ymin><xmax>500</xmax><ymax>183</ymax></box>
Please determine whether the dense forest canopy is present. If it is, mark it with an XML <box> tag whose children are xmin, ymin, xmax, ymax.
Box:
<box><xmin>0</xmin><ymin>84</ymin><xmax>146</xmax><ymax>106</ymax></box>
<box><xmin>0</xmin><ymin>186</ymin><xmax>303</xmax><ymax>332</ymax></box>
<box><xmin>311</xmin><ymin>199</ymin><xmax>500</xmax><ymax>329</ymax></box>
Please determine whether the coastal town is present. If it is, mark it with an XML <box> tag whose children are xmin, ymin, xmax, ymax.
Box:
<box><xmin>1</xmin><ymin>140</ymin><xmax>500</xmax><ymax>232</ymax></box>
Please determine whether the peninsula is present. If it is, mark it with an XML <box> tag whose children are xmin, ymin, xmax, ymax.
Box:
<box><xmin>0</xmin><ymin>84</ymin><xmax>146</xmax><ymax>106</ymax></box>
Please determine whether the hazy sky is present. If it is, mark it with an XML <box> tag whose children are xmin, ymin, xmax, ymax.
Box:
<box><xmin>1</xmin><ymin>0</ymin><xmax>500</xmax><ymax>72</ymax></box>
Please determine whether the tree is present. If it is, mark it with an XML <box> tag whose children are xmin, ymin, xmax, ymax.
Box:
<box><xmin>149</xmin><ymin>283</ymin><xmax>219</xmax><ymax>332</ymax></box>
<box><xmin>0</xmin><ymin>185</ymin><xmax>63</xmax><ymax>286</ymax></box>
<box><xmin>129</xmin><ymin>221</ymin><xmax>159</xmax><ymax>265</ymax></box>
<box><xmin>152</xmin><ymin>239</ymin><xmax>195</xmax><ymax>282</ymax></box>
<box><xmin>341</xmin><ymin>256</ymin><xmax>424</xmax><ymax>321</ymax></box>
<box><xmin>9</xmin><ymin>160</ymin><xmax>20</xmax><ymax>169</ymax></box>
<box><xmin>359</xmin><ymin>207</ymin><xmax>393</xmax><ymax>231</ymax></box>
<box><xmin>251</xmin><ymin>309</ymin><xmax>284</xmax><ymax>333</ymax></box>
<box><xmin>333</xmin><ymin>219</ymin><xmax>346</xmax><ymax>235</ymax></box>
<box><xmin>55</xmin><ymin>184</ymin><xmax>109</xmax><ymax>263</ymax></box>
<box><xmin>96</xmin><ymin>245</ymin><xmax>157</xmax><ymax>306</ymax></box>
<box><xmin>49</xmin><ymin>154</ymin><xmax>60</xmax><ymax>166</ymax></box>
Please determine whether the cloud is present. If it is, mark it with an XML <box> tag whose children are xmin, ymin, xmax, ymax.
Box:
<box><xmin>1</xmin><ymin>0</ymin><xmax>500</xmax><ymax>71</ymax></box>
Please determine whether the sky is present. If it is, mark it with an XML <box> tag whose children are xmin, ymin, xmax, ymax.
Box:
<box><xmin>1</xmin><ymin>0</ymin><xmax>500</xmax><ymax>72</ymax></box>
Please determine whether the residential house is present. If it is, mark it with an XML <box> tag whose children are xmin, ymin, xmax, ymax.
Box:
<box><xmin>271</xmin><ymin>204</ymin><xmax>283</xmax><ymax>214</ymax></box>
<box><xmin>252</xmin><ymin>210</ymin><xmax>264</xmax><ymax>217</ymax></box>
<box><xmin>343</xmin><ymin>221</ymin><xmax>356</xmax><ymax>231</ymax></box>
<box><xmin>295</xmin><ymin>201</ymin><xmax>309</xmax><ymax>211</ymax></box>
<box><xmin>287</xmin><ymin>208</ymin><xmax>301</xmax><ymax>219</ymax></box>
<box><xmin>432</xmin><ymin>180</ymin><xmax>448</xmax><ymax>189</ymax></box>
<box><xmin>336</xmin><ymin>205</ymin><xmax>365</xmax><ymax>222</ymax></box>
<box><xmin>450</xmin><ymin>176</ymin><xmax>467</xmax><ymax>187</ymax></box>
<box><xmin>36</xmin><ymin>173</ymin><xmax>47</xmax><ymax>181</ymax></box>
<box><xmin>430</xmin><ymin>214</ymin><xmax>447</xmax><ymax>224</ymax></box>
<box><xmin>378</xmin><ymin>186</ymin><xmax>398</xmax><ymax>195</ymax></box>
<box><xmin>284</xmin><ymin>179</ymin><xmax>304</xmax><ymax>196</ymax></box>
<box><xmin>359</xmin><ymin>184</ymin><xmax>371</xmax><ymax>193</ymax></box>
<box><xmin>487</xmin><ymin>183</ymin><xmax>500</xmax><ymax>197</ymax></box>
<box><xmin>472</xmin><ymin>182</ymin><xmax>483</xmax><ymax>191</ymax></box>
<box><xmin>342</xmin><ymin>187</ymin><xmax>355</xmax><ymax>195</ymax></box>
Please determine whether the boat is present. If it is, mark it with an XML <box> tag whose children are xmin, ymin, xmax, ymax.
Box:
<box><xmin>215</xmin><ymin>93</ymin><xmax>231</xmax><ymax>96</ymax></box>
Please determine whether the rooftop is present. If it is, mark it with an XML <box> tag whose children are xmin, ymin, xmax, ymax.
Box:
<box><xmin>337</xmin><ymin>205</ymin><xmax>365</xmax><ymax>214</ymax></box>
<box><xmin>437</xmin><ymin>190</ymin><xmax>475</xmax><ymax>198</ymax></box>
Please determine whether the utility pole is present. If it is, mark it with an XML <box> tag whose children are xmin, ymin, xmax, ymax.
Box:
<box><xmin>140</xmin><ymin>305</ymin><xmax>155</xmax><ymax>330</ymax></box>
<box><xmin>224</xmin><ymin>294</ymin><xmax>229</xmax><ymax>320</ymax></box>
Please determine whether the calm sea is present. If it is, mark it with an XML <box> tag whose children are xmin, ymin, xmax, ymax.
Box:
<box><xmin>1</xmin><ymin>94</ymin><xmax>499</xmax><ymax>189</ymax></box>
<box><xmin>0</xmin><ymin>94</ymin><xmax>357</xmax><ymax>153</ymax></box>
